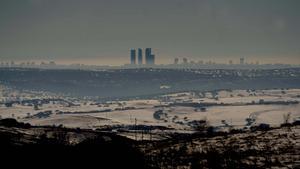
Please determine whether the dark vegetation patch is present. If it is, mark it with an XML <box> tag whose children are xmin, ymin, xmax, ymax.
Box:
<box><xmin>0</xmin><ymin>118</ymin><xmax>299</xmax><ymax>169</ymax></box>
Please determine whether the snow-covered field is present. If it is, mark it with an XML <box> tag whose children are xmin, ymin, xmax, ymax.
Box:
<box><xmin>1</xmin><ymin>85</ymin><xmax>300</xmax><ymax>131</ymax></box>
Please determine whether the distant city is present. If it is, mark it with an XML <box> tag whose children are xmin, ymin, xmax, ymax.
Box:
<box><xmin>130</xmin><ymin>48</ymin><xmax>155</xmax><ymax>66</ymax></box>
<box><xmin>1</xmin><ymin>49</ymin><xmax>300</xmax><ymax>70</ymax></box>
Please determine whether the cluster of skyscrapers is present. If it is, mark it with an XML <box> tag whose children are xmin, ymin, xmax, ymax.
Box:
<box><xmin>130</xmin><ymin>48</ymin><xmax>155</xmax><ymax>65</ymax></box>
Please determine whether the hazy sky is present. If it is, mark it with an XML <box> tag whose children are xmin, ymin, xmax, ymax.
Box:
<box><xmin>0</xmin><ymin>0</ymin><xmax>300</xmax><ymax>65</ymax></box>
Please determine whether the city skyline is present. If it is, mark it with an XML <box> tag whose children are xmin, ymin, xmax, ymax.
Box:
<box><xmin>130</xmin><ymin>48</ymin><xmax>155</xmax><ymax>65</ymax></box>
<box><xmin>0</xmin><ymin>0</ymin><xmax>300</xmax><ymax>65</ymax></box>
<box><xmin>2</xmin><ymin>55</ymin><xmax>300</xmax><ymax>68</ymax></box>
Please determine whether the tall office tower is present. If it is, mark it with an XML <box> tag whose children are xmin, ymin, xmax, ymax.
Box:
<box><xmin>145</xmin><ymin>48</ymin><xmax>155</xmax><ymax>65</ymax></box>
<box><xmin>130</xmin><ymin>49</ymin><xmax>136</xmax><ymax>65</ymax></box>
<box><xmin>138</xmin><ymin>48</ymin><xmax>143</xmax><ymax>65</ymax></box>
<box><xmin>174</xmin><ymin>58</ymin><xmax>179</xmax><ymax>64</ymax></box>
<box><xmin>240</xmin><ymin>57</ymin><xmax>245</xmax><ymax>65</ymax></box>
<box><xmin>145</xmin><ymin>48</ymin><xmax>151</xmax><ymax>64</ymax></box>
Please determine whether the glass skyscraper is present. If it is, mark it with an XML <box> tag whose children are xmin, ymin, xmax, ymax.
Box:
<box><xmin>145</xmin><ymin>48</ymin><xmax>155</xmax><ymax>65</ymax></box>
<box><xmin>138</xmin><ymin>48</ymin><xmax>143</xmax><ymax>65</ymax></box>
<box><xmin>130</xmin><ymin>49</ymin><xmax>136</xmax><ymax>65</ymax></box>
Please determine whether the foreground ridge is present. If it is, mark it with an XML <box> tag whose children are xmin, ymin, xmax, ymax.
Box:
<box><xmin>0</xmin><ymin>119</ymin><xmax>299</xmax><ymax>169</ymax></box>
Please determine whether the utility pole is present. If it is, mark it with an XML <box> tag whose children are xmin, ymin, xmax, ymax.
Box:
<box><xmin>135</xmin><ymin>118</ymin><xmax>137</xmax><ymax>141</ymax></box>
